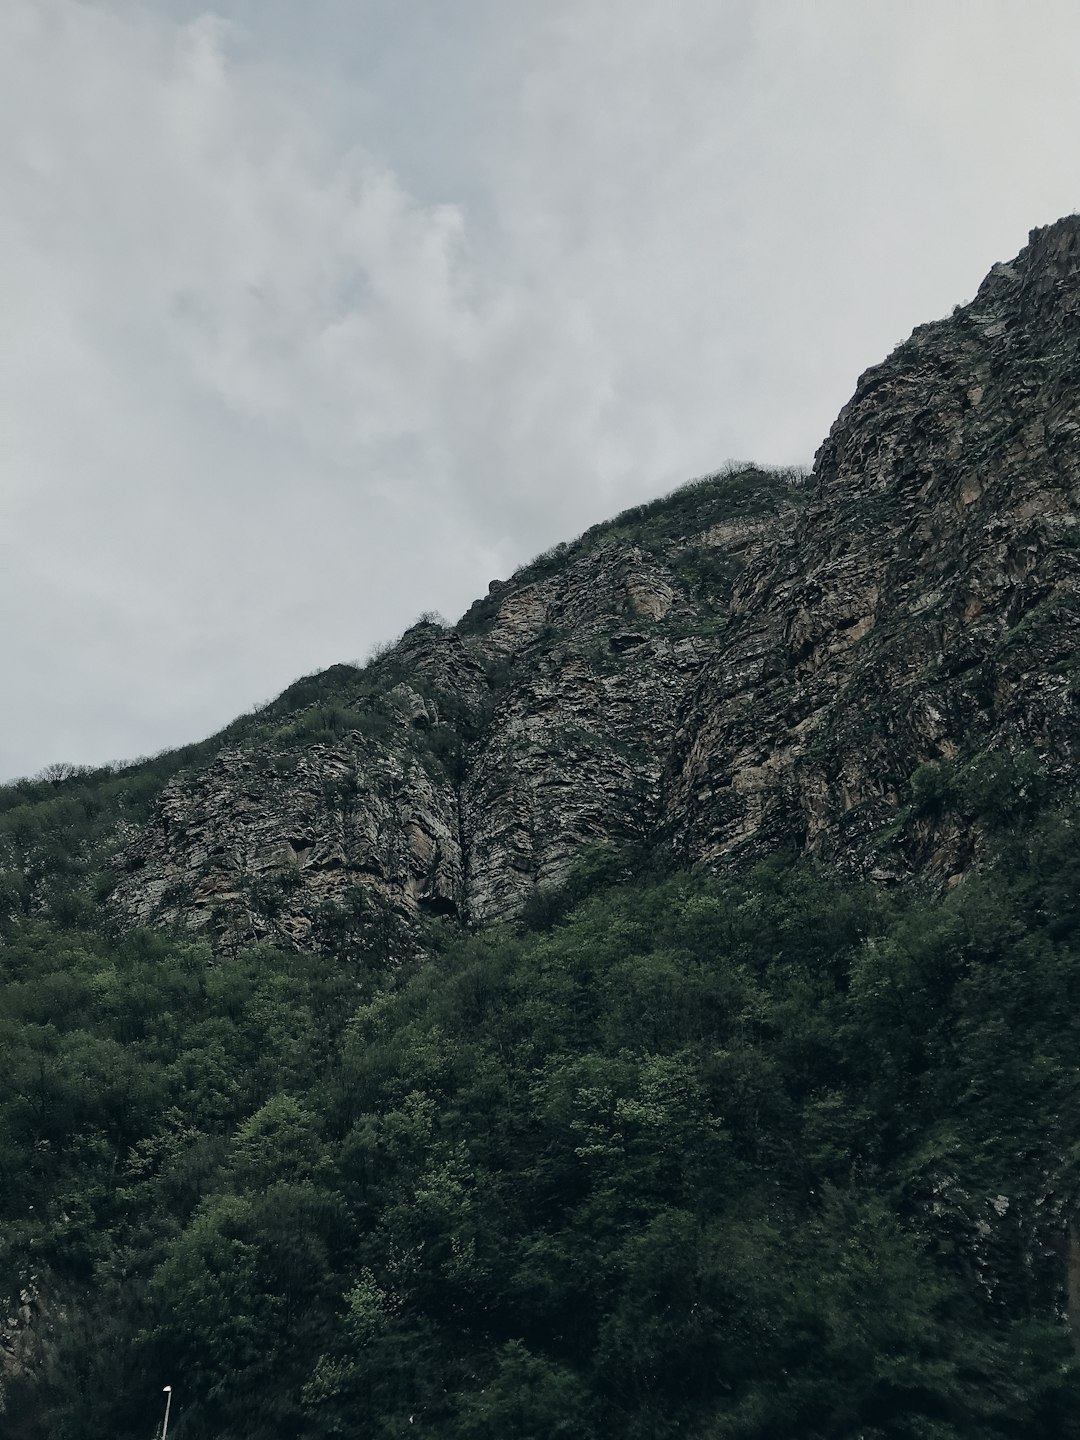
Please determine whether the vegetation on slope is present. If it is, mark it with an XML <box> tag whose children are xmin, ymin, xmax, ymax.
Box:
<box><xmin>3</xmin><ymin>785</ymin><xmax>1080</xmax><ymax>1438</ymax></box>
<box><xmin>516</xmin><ymin>463</ymin><xmax>805</xmax><ymax>580</ymax></box>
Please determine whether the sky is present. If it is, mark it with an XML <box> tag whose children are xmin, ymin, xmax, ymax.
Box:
<box><xmin>4</xmin><ymin>0</ymin><xmax>1080</xmax><ymax>781</ymax></box>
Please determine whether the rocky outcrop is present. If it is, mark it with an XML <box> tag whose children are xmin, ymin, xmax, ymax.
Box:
<box><xmin>112</xmin><ymin>625</ymin><xmax>490</xmax><ymax>950</ymax></box>
<box><xmin>112</xmin><ymin>477</ymin><xmax>796</xmax><ymax>947</ymax></box>
<box><xmin>112</xmin><ymin>217</ymin><xmax>1080</xmax><ymax>946</ymax></box>
<box><xmin>459</xmin><ymin>541</ymin><xmax>722</xmax><ymax>923</ymax></box>
<box><xmin>665</xmin><ymin>217</ymin><xmax>1080</xmax><ymax>883</ymax></box>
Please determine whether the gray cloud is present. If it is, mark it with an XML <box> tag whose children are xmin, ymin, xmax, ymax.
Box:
<box><xmin>4</xmin><ymin>0</ymin><xmax>1080</xmax><ymax>778</ymax></box>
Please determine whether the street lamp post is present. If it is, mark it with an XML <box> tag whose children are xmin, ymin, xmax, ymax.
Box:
<box><xmin>161</xmin><ymin>1385</ymin><xmax>172</xmax><ymax>1440</ymax></box>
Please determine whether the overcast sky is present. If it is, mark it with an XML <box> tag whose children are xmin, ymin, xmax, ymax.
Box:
<box><xmin>4</xmin><ymin>0</ymin><xmax>1080</xmax><ymax>780</ymax></box>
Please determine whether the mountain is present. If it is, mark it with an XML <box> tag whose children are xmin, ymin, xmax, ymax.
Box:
<box><xmin>83</xmin><ymin>215</ymin><xmax>1080</xmax><ymax>954</ymax></box>
<box><xmin>108</xmin><ymin>464</ymin><xmax>801</xmax><ymax>951</ymax></box>
<box><xmin>4</xmin><ymin>218</ymin><xmax>1080</xmax><ymax>1440</ymax></box>
<box><xmin>668</xmin><ymin>217</ymin><xmax>1080</xmax><ymax>879</ymax></box>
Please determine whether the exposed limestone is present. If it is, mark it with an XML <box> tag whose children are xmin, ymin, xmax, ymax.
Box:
<box><xmin>665</xmin><ymin>216</ymin><xmax>1080</xmax><ymax>884</ymax></box>
<box><xmin>112</xmin><ymin>494</ymin><xmax>789</xmax><ymax>947</ymax></box>
<box><xmin>111</xmin><ymin>217</ymin><xmax>1080</xmax><ymax>946</ymax></box>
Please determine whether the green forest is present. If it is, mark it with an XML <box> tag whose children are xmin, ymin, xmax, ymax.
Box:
<box><xmin>3</xmin><ymin>774</ymin><xmax>1080</xmax><ymax>1438</ymax></box>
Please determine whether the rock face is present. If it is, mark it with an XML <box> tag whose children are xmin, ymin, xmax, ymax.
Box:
<box><xmin>111</xmin><ymin>217</ymin><xmax>1080</xmax><ymax>947</ymax></box>
<box><xmin>112</xmin><ymin>472</ymin><xmax>798</xmax><ymax>947</ymax></box>
<box><xmin>666</xmin><ymin>217</ymin><xmax>1080</xmax><ymax>883</ymax></box>
<box><xmin>114</xmin><ymin>627</ymin><xmax>492</xmax><ymax>950</ymax></box>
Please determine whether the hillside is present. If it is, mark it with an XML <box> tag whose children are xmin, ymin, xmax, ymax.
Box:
<box><xmin>7</xmin><ymin>227</ymin><xmax>1080</xmax><ymax>959</ymax></box>
<box><xmin>2</xmin><ymin>463</ymin><xmax>804</xmax><ymax>953</ymax></box>
<box><xmin>4</xmin><ymin>219</ymin><xmax>1080</xmax><ymax>1439</ymax></box>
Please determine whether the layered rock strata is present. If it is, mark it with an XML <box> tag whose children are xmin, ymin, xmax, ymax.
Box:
<box><xmin>666</xmin><ymin>218</ymin><xmax>1080</xmax><ymax>882</ymax></box>
<box><xmin>112</xmin><ymin>218</ymin><xmax>1080</xmax><ymax>946</ymax></box>
<box><xmin>113</xmin><ymin>479</ymin><xmax>793</xmax><ymax>946</ymax></box>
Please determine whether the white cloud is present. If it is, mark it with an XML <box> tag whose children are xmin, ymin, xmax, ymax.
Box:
<box><xmin>4</xmin><ymin>0</ymin><xmax>1080</xmax><ymax>778</ymax></box>
<box><xmin>1</xmin><ymin>1</ymin><xmax>509</xmax><ymax>778</ymax></box>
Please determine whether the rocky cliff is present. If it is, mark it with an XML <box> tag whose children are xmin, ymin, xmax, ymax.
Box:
<box><xmin>667</xmin><ymin>218</ymin><xmax>1080</xmax><ymax>883</ymax></box>
<box><xmin>111</xmin><ymin>468</ymin><xmax>799</xmax><ymax>949</ymax></box>
<box><xmin>109</xmin><ymin>217</ymin><xmax>1080</xmax><ymax>950</ymax></box>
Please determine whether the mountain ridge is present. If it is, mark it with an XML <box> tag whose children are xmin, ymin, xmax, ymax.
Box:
<box><xmin>4</xmin><ymin>217</ymin><xmax>1080</xmax><ymax>958</ymax></box>
<box><xmin>107</xmin><ymin>462</ymin><xmax>803</xmax><ymax>951</ymax></box>
<box><xmin>103</xmin><ymin>216</ymin><xmax>1080</xmax><ymax>952</ymax></box>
